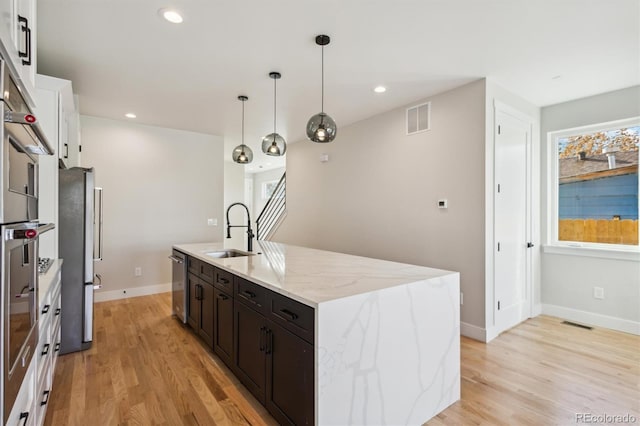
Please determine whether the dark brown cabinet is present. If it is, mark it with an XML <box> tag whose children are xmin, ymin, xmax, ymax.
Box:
<box><xmin>213</xmin><ymin>287</ymin><xmax>234</xmax><ymax>368</ymax></box>
<box><xmin>233</xmin><ymin>279</ymin><xmax>314</xmax><ymax>425</ymax></box>
<box><xmin>187</xmin><ymin>273</ymin><xmax>199</xmax><ymax>330</ymax></box>
<box><xmin>187</xmin><ymin>271</ymin><xmax>214</xmax><ymax>348</ymax></box>
<box><xmin>185</xmin><ymin>255</ymin><xmax>314</xmax><ymax>425</ymax></box>
<box><xmin>266</xmin><ymin>321</ymin><xmax>314</xmax><ymax>426</ymax></box>
<box><xmin>233</xmin><ymin>300</ymin><xmax>267</xmax><ymax>402</ymax></box>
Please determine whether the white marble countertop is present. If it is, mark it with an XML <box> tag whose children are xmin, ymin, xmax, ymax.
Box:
<box><xmin>173</xmin><ymin>241</ymin><xmax>458</xmax><ymax>307</ymax></box>
<box><xmin>39</xmin><ymin>259</ymin><xmax>63</xmax><ymax>308</ymax></box>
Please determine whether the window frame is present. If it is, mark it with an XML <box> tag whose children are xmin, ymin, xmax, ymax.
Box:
<box><xmin>546</xmin><ymin>116</ymin><xmax>640</xmax><ymax>259</ymax></box>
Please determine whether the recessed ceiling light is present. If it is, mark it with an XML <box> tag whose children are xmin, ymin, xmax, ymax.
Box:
<box><xmin>159</xmin><ymin>8</ymin><xmax>183</xmax><ymax>24</ymax></box>
<box><xmin>374</xmin><ymin>86</ymin><xmax>387</xmax><ymax>93</ymax></box>
<box><xmin>125</xmin><ymin>113</ymin><xmax>136</xmax><ymax>119</ymax></box>
<box><xmin>552</xmin><ymin>75</ymin><xmax>562</xmax><ymax>80</ymax></box>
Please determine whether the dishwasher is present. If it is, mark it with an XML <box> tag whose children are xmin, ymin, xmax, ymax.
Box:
<box><xmin>169</xmin><ymin>250</ymin><xmax>187</xmax><ymax>323</ymax></box>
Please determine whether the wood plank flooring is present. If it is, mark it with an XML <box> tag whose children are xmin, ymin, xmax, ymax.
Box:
<box><xmin>44</xmin><ymin>292</ymin><xmax>640</xmax><ymax>425</ymax></box>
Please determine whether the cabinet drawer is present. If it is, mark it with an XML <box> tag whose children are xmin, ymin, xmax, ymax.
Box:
<box><xmin>187</xmin><ymin>256</ymin><xmax>200</xmax><ymax>276</ymax></box>
<box><xmin>268</xmin><ymin>292</ymin><xmax>314</xmax><ymax>345</ymax></box>
<box><xmin>213</xmin><ymin>268</ymin><xmax>234</xmax><ymax>293</ymax></box>
<box><xmin>200</xmin><ymin>262</ymin><xmax>214</xmax><ymax>283</ymax></box>
<box><xmin>235</xmin><ymin>278</ymin><xmax>267</xmax><ymax>315</ymax></box>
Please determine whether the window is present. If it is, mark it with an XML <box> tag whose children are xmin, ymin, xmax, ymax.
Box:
<box><xmin>549</xmin><ymin>118</ymin><xmax>639</xmax><ymax>250</ymax></box>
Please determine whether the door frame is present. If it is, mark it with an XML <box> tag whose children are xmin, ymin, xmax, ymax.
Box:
<box><xmin>488</xmin><ymin>100</ymin><xmax>535</xmax><ymax>340</ymax></box>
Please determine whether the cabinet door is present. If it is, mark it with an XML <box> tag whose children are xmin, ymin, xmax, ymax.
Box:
<box><xmin>213</xmin><ymin>288</ymin><xmax>233</xmax><ymax>368</ymax></box>
<box><xmin>199</xmin><ymin>282</ymin><xmax>214</xmax><ymax>348</ymax></box>
<box><xmin>233</xmin><ymin>300</ymin><xmax>266</xmax><ymax>404</ymax></box>
<box><xmin>186</xmin><ymin>274</ymin><xmax>199</xmax><ymax>330</ymax></box>
<box><xmin>266</xmin><ymin>321</ymin><xmax>314</xmax><ymax>426</ymax></box>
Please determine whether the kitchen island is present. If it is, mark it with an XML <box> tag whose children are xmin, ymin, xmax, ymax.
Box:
<box><xmin>174</xmin><ymin>240</ymin><xmax>460</xmax><ymax>425</ymax></box>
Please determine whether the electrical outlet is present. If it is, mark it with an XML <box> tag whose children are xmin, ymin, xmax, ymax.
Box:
<box><xmin>134</xmin><ymin>267</ymin><xmax>142</xmax><ymax>277</ymax></box>
<box><xmin>460</xmin><ymin>292</ymin><xmax>464</xmax><ymax>305</ymax></box>
<box><xmin>594</xmin><ymin>287</ymin><xmax>604</xmax><ymax>299</ymax></box>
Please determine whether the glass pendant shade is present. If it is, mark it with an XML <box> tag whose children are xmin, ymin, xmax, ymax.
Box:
<box><xmin>262</xmin><ymin>133</ymin><xmax>286</xmax><ymax>156</ymax></box>
<box><xmin>262</xmin><ymin>71</ymin><xmax>286</xmax><ymax>157</ymax></box>
<box><xmin>306</xmin><ymin>112</ymin><xmax>337</xmax><ymax>143</ymax></box>
<box><xmin>307</xmin><ymin>35</ymin><xmax>337</xmax><ymax>144</ymax></box>
<box><xmin>232</xmin><ymin>144</ymin><xmax>253</xmax><ymax>164</ymax></box>
<box><xmin>232</xmin><ymin>95</ymin><xmax>252</xmax><ymax>164</ymax></box>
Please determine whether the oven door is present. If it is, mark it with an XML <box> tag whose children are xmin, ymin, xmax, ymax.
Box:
<box><xmin>2</xmin><ymin>221</ymin><xmax>39</xmax><ymax>422</ymax></box>
<box><xmin>1</xmin><ymin>101</ymin><xmax>39</xmax><ymax>223</ymax></box>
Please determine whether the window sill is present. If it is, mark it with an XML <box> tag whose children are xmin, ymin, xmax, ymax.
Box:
<box><xmin>542</xmin><ymin>244</ymin><xmax>640</xmax><ymax>262</ymax></box>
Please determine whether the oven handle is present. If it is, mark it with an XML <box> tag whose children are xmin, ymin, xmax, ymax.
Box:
<box><xmin>37</xmin><ymin>223</ymin><xmax>55</xmax><ymax>235</ymax></box>
<box><xmin>4</xmin><ymin>223</ymin><xmax>54</xmax><ymax>241</ymax></box>
<box><xmin>4</xmin><ymin>111</ymin><xmax>54</xmax><ymax>155</ymax></box>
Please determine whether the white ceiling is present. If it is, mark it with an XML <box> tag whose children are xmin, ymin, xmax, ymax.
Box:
<box><xmin>37</xmin><ymin>0</ymin><xmax>640</xmax><ymax>172</ymax></box>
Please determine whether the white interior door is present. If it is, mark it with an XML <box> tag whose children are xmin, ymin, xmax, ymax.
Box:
<box><xmin>494</xmin><ymin>107</ymin><xmax>532</xmax><ymax>334</ymax></box>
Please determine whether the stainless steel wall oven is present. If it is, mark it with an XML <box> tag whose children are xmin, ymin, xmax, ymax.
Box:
<box><xmin>0</xmin><ymin>58</ymin><xmax>54</xmax><ymax>422</ymax></box>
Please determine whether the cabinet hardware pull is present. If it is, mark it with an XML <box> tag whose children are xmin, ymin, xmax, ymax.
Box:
<box><xmin>41</xmin><ymin>390</ymin><xmax>50</xmax><ymax>406</ymax></box>
<box><xmin>19</xmin><ymin>412</ymin><xmax>29</xmax><ymax>426</ymax></box>
<box><xmin>241</xmin><ymin>290</ymin><xmax>256</xmax><ymax>299</ymax></box>
<box><xmin>42</xmin><ymin>304</ymin><xmax>50</xmax><ymax>314</ymax></box>
<box><xmin>55</xmin><ymin>307</ymin><xmax>61</xmax><ymax>315</ymax></box>
<box><xmin>278</xmin><ymin>309</ymin><xmax>298</xmax><ymax>321</ymax></box>
<box><xmin>218</xmin><ymin>277</ymin><xmax>229</xmax><ymax>284</ymax></box>
<box><xmin>64</xmin><ymin>143</ymin><xmax>69</xmax><ymax>159</ymax></box>
<box><xmin>54</xmin><ymin>343</ymin><xmax>60</xmax><ymax>352</ymax></box>
<box><xmin>196</xmin><ymin>284</ymin><xmax>202</xmax><ymax>300</ymax></box>
<box><xmin>259</xmin><ymin>326</ymin><xmax>266</xmax><ymax>352</ymax></box>
<box><xmin>265</xmin><ymin>329</ymin><xmax>273</xmax><ymax>354</ymax></box>
<box><xmin>17</xmin><ymin>15</ymin><xmax>31</xmax><ymax>66</ymax></box>
<box><xmin>218</xmin><ymin>294</ymin><xmax>228</xmax><ymax>301</ymax></box>
<box><xmin>41</xmin><ymin>343</ymin><xmax>50</xmax><ymax>356</ymax></box>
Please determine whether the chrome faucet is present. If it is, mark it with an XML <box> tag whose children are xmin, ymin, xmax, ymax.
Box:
<box><xmin>225</xmin><ymin>202</ymin><xmax>254</xmax><ymax>252</ymax></box>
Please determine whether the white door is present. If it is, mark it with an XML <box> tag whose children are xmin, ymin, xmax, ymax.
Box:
<box><xmin>494</xmin><ymin>106</ymin><xmax>532</xmax><ymax>334</ymax></box>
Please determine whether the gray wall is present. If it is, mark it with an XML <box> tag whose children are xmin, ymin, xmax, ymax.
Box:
<box><xmin>540</xmin><ymin>86</ymin><xmax>640</xmax><ymax>330</ymax></box>
<box><xmin>274</xmin><ymin>80</ymin><xmax>488</xmax><ymax>328</ymax></box>
<box><xmin>80</xmin><ymin>116</ymin><xmax>225</xmax><ymax>297</ymax></box>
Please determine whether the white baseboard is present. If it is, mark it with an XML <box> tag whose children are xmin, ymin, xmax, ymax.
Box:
<box><xmin>95</xmin><ymin>282</ymin><xmax>171</xmax><ymax>303</ymax></box>
<box><xmin>460</xmin><ymin>322</ymin><xmax>487</xmax><ymax>342</ymax></box>
<box><xmin>532</xmin><ymin>303</ymin><xmax>542</xmax><ymax>316</ymax></box>
<box><xmin>541</xmin><ymin>304</ymin><xmax>640</xmax><ymax>336</ymax></box>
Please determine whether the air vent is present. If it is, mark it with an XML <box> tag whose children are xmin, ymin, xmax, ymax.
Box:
<box><xmin>406</xmin><ymin>102</ymin><xmax>430</xmax><ymax>135</ymax></box>
<box><xmin>562</xmin><ymin>320</ymin><xmax>593</xmax><ymax>330</ymax></box>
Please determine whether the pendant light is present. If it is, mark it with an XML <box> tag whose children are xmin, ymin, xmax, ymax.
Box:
<box><xmin>306</xmin><ymin>34</ymin><xmax>337</xmax><ymax>143</ymax></box>
<box><xmin>232</xmin><ymin>95</ymin><xmax>253</xmax><ymax>164</ymax></box>
<box><xmin>261</xmin><ymin>72</ymin><xmax>287</xmax><ymax>156</ymax></box>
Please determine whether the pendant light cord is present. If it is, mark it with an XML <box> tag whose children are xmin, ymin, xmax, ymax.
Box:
<box><xmin>274</xmin><ymin>77</ymin><xmax>277</xmax><ymax>134</ymax></box>
<box><xmin>241</xmin><ymin>99</ymin><xmax>245</xmax><ymax>145</ymax></box>
<box><xmin>321</xmin><ymin>44</ymin><xmax>324</xmax><ymax>113</ymax></box>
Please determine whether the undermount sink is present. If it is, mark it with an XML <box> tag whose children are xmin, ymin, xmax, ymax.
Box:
<box><xmin>205</xmin><ymin>249</ymin><xmax>254</xmax><ymax>258</ymax></box>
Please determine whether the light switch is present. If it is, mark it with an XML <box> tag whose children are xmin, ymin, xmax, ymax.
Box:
<box><xmin>438</xmin><ymin>199</ymin><xmax>448</xmax><ymax>209</ymax></box>
<box><xmin>207</xmin><ymin>218</ymin><xmax>218</xmax><ymax>226</ymax></box>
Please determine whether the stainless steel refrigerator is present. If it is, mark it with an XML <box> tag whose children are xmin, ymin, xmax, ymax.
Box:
<box><xmin>58</xmin><ymin>167</ymin><xmax>103</xmax><ymax>354</ymax></box>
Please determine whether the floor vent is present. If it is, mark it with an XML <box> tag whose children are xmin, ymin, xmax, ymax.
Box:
<box><xmin>562</xmin><ymin>320</ymin><xmax>593</xmax><ymax>330</ymax></box>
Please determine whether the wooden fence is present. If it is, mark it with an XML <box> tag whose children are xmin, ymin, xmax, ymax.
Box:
<box><xmin>559</xmin><ymin>219</ymin><xmax>638</xmax><ymax>245</ymax></box>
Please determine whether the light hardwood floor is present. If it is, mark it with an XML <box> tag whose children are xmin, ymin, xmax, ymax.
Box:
<box><xmin>44</xmin><ymin>293</ymin><xmax>640</xmax><ymax>425</ymax></box>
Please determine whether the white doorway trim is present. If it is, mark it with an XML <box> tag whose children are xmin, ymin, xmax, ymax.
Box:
<box><xmin>487</xmin><ymin>100</ymin><xmax>536</xmax><ymax>341</ymax></box>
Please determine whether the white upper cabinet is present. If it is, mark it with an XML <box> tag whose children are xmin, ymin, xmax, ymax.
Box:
<box><xmin>35</xmin><ymin>75</ymin><xmax>81</xmax><ymax>169</ymax></box>
<box><xmin>0</xmin><ymin>0</ymin><xmax>37</xmax><ymax>107</ymax></box>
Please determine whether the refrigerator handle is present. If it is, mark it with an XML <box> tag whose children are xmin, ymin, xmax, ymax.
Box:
<box><xmin>94</xmin><ymin>187</ymin><xmax>103</xmax><ymax>261</ymax></box>
<box><xmin>83</xmin><ymin>283</ymin><xmax>94</xmax><ymax>342</ymax></box>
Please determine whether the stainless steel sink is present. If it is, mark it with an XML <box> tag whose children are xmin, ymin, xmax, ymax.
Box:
<box><xmin>205</xmin><ymin>249</ymin><xmax>254</xmax><ymax>258</ymax></box>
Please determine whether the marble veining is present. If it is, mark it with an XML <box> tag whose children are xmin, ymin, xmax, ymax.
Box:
<box><xmin>174</xmin><ymin>241</ymin><xmax>457</xmax><ymax>307</ymax></box>
<box><xmin>316</xmin><ymin>275</ymin><xmax>460</xmax><ymax>425</ymax></box>
<box><xmin>174</xmin><ymin>241</ymin><xmax>460</xmax><ymax>424</ymax></box>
